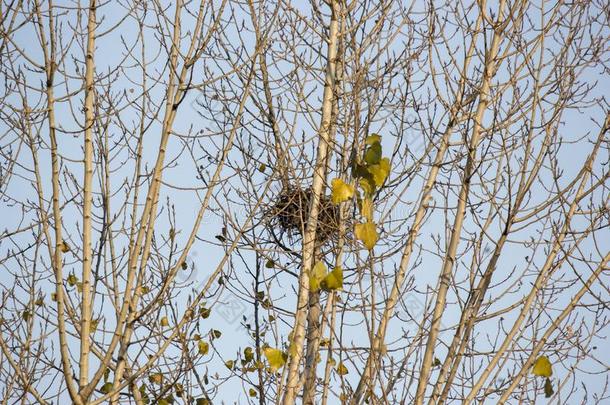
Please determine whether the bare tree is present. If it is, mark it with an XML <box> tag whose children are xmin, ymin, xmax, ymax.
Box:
<box><xmin>1</xmin><ymin>0</ymin><xmax>608</xmax><ymax>404</ymax></box>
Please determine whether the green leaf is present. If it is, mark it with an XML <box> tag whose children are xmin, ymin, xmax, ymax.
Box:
<box><xmin>138</xmin><ymin>384</ymin><xmax>150</xmax><ymax>404</ymax></box>
<box><xmin>544</xmin><ymin>377</ymin><xmax>554</xmax><ymax>398</ymax></box>
<box><xmin>351</xmin><ymin>161</ymin><xmax>369</xmax><ymax>178</ymax></box>
<box><xmin>199</xmin><ymin>307</ymin><xmax>211</xmax><ymax>319</ymax></box>
<box><xmin>99</xmin><ymin>382</ymin><xmax>114</xmax><ymax>394</ymax></box>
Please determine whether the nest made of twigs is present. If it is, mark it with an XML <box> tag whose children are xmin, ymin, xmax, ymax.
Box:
<box><xmin>267</xmin><ymin>186</ymin><xmax>342</xmax><ymax>244</ymax></box>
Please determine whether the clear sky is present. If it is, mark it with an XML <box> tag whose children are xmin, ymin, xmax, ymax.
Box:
<box><xmin>1</xmin><ymin>1</ymin><xmax>608</xmax><ymax>404</ymax></box>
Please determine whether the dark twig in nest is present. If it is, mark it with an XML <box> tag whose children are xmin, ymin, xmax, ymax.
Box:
<box><xmin>266</xmin><ymin>186</ymin><xmax>342</xmax><ymax>245</ymax></box>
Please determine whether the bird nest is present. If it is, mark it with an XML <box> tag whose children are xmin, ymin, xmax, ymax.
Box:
<box><xmin>266</xmin><ymin>186</ymin><xmax>342</xmax><ymax>244</ymax></box>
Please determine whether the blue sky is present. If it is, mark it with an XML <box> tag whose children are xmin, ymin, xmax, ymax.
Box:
<box><xmin>1</xmin><ymin>1</ymin><xmax>608</xmax><ymax>403</ymax></box>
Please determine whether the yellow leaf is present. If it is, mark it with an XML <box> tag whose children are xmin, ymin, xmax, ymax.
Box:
<box><xmin>359</xmin><ymin>197</ymin><xmax>374</xmax><ymax>221</ymax></box>
<box><xmin>320</xmin><ymin>266</ymin><xmax>343</xmax><ymax>292</ymax></box>
<box><xmin>60</xmin><ymin>240</ymin><xmax>70</xmax><ymax>253</ymax></box>
<box><xmin>331</xmin><ymin>178</ymin><xmax>355</xmax><ymax>204</ymax></box>
<box><xmin>244</xmin><ymin>347</ymin><xmax>254</xmax><ymax>363</ymax></box>
<box><xmin>365</xmin><ymin>134</ymin><xmax>381</xmax><ymax>145</ymax></box>
<box><xmin>263</xmin><ymin>347</ymin><xmax>287</xmax><ymax>372</ymax></box>
<box><xmin>196</xmin><ymin>399</ymin><xmax>210</xmax><ymax>405</ymax></box>
<box><xmin>51</xmin><ymin>292</ymin><xmax>57</xmax><ymax>302</ymax></box>
<box><xmin>67</xmin><ymin>273</ymin><xmax>78</xmax><ymax>287</ymax></box>
<box><xmin>198</xmin><ymin>340</ymin><xmax>209</xmax><ymax>355</ymax></box>
<box><xmin>249</xmin><ymin>388</ymin><xmax>257</xmax><ymax>397</ymax></box>
<box><xmin>309</xmin><ymin>261</ymin><xmax>327</xmax><ymax>292</ymax></box>
<box><xmin>354</xmin><ymin>221</ymin><xmax>378</xmax><ymax>250</ymax></box>
<box><xmin>532</xmin><ymin>355</ymin><xmax>553</xmax><ymax>377</ymax></box>
<box><xmin>149</xmin><ymin>372</ymin><xmax>163</xmax><ymax>385</ymax></box>
<box><xmin>225</xmin><ymin>360</ymin><xmax>234</xmax><ymax>370</ymax></box>
<box><xmin>367</xmin><ymin>157</ymin><xmax>390</xmax><ymax>186</ymax></box>
<box><xmin>359</xmin><ymin>176</ymin><xmax>376</xmax><ymax>196</ymax></box>
<box><xmin>160</xmin><ymin>316</ymin><xmax>169</xmax><ymax>327</ymax></box>
<box><xmin>258</xmin><ymin>163</ymin><xmax>267</xmax><ymax>173</ymax></box>
<box><xmin>336</xmin><ymin>362</ymin><xmax>349</xmax><ymax>376</ymax></box>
